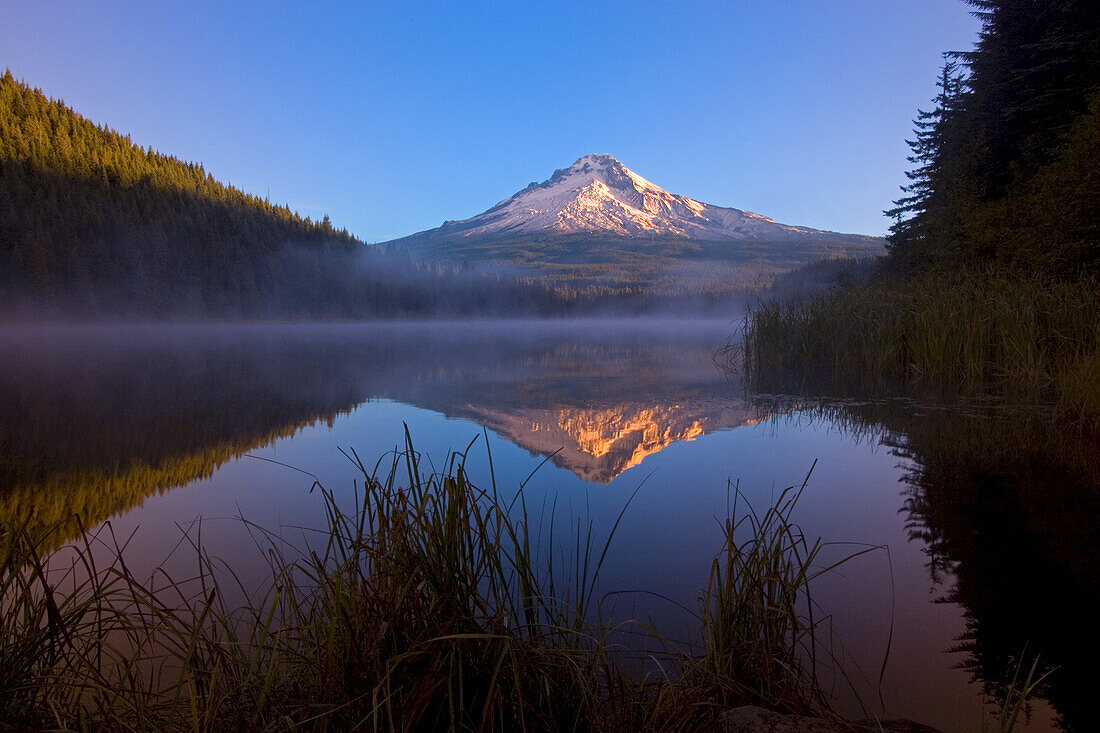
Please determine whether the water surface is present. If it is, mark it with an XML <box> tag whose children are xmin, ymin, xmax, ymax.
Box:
<box><xmin>4</xmin><ymin>320</ymin><xmax>1093</xmax><ymax>731</ymax></box>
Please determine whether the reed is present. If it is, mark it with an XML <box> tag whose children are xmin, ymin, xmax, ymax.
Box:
<box><xmin>695</xmin><ymin>476</ymin><xmax>861</xmax><ymax>714</ymax></box>
<box><xmin>982</xmin><ymin>654</ymin><xmax>1055</xmax><ymax>733</ymax></box>
<box><xmin>0</xmin><ymin>519</ymin><xmax>183</xmax><ymax>730</ymax></box>
<box><xmin>0</xmin><ymin>432</ymin><xmax>906</xmax><ymax>731</ymax></box>
<box><xmin>156</xmin><ymin>428</ymin><xmax>620</xmax><ymax>731</ymax></box>
<box><xmin>737</xmin><ymin>269</ymin><xmax>1100</xmax><ymax>419</ymax></box>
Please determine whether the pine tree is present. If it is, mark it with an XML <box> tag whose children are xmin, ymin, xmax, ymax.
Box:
<box><xmin>886</xmin><ymin>0</ymin><xmax>1100</xmax><ymax>277</ymax></box>
<box><xmin>886</xmin><ymin>55</ymin><xmax>966</xmax><ymax>266</ymax></box>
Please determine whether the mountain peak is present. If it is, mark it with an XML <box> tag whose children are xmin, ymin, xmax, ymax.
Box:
<box><xmin>561</xmin><ymin>154</ymin><xmax>630</xmax><ymax>177</ymax></box>
<box><xmin>543</xmin><ymin>154</ymin><xmax>661</xmax><ymax>199</ymax></box>
<box><xmin>388</xmin><ymin>155</ymin><xmax>843</xmax><ymax>243</ymax></box>
<box><xmin>571</xmin><ymin>153</ymin><xmax>621</xmax><ymax>169</ymax></box>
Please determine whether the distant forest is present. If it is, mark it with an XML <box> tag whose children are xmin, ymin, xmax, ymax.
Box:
<box><xmin>0</xmin><ymin>71</ymin><xmax>661</xmax><ymax>319</ymax></box>
<box><xmin>0</xmin><ymin>70</ymin><xmax>357</xmax><ymax>316</ymax></box>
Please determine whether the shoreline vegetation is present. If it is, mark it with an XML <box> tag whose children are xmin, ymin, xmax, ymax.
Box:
<box><xmin>738</xmin><ymin>268</ymin><xmax>1100</xmax><ymax>422</ymax></box>
<box><xmin>2</xmin><ymin>432</ymin><xmax>916</xmax><ymax>732</ymax></box>
<box><xmin>3</xmin><ymin>1</ymin><xmax>1095</xmax><ymax>729</ymax></box>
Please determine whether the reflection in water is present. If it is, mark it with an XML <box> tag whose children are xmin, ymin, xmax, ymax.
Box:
<box><xmin>760</xmin><ymin>396</ymin><xmax>1100</xmax><ymax>732</ymax></box>
<box><xmin>1</xmin><ymin>326</ymin><xmax>367</xmax><ymax>546</ymax></box>
<box><xmin>0</xmin><ymin>321</ymin><xmax>754</xmax><ymax>541</ymax></box>
<box><xmin>3</xmin><ymin>322</ymin><xmax>1095</xmax><ymax>730</ymax></box>
<box><xmin>442</xmin><ymin>401</ymin><xmax>763</xmax><ymax>483</ymax></box>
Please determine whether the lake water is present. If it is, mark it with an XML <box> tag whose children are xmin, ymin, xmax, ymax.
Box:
<box><xmin>3</xmin><ymin>320</ymin><xmax>1095</xmax><ymax>731</ymax></box>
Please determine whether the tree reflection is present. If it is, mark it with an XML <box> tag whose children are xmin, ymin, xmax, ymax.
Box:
<box><xmin>766</xmin><ymin>395</ymin><xmax>1100</xmax><ymax>732</ymax></box>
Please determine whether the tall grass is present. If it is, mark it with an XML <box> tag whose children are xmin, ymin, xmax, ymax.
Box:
<box><xmin>1</xmin><ymin>432</ymin><xmax>902</xmax><ymax>731</ymax></box>
<box><xmin>982</xmin><ymin>655</ymin><xmax>1054</xmax><ymax>733</ymax></box>
<box><xmin>736</xmin><ymin>269</ymin><xmax>1100</xmax><ymax>419</ymax></box>
<box><xmin>0</xmin><ymin>519</ymin><xmax>179</xmax><ymax>729</ymax></box>
<box><xmin>692</xmin><ymin>477</ymin><xmax>873</xmax><ymax>715</ymax></box>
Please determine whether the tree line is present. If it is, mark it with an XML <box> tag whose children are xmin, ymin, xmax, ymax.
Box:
<box><xmin>0</xmin><ymin>71</ymin><xmax>636</xmax><ymax>318</ymax></box>
<box><xmin>0</xmin><ymin>69</ymin><xmax>365</xmax><ymax>314</ymax></box>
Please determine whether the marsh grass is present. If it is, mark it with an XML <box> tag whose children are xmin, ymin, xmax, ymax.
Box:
<box><xmin>734</xmin><ymin>269</ymin><xmax>1100</xmax><ymax>420</ymax></box>
<box><xmin>2</xmin><ymin>431</ymin><xmax>891</xmax><ymax>731</ymax></box>
<box><xmin>693</xmin><ymin>475</ymin><xmax>874</xmax><ymax>715</ymax></box>
<box><xmin>638</xmin><ymin>470</ymin><xmax>885</xmax><ymax>731</ymax></box>
<box><xmin>0</xmin><ymin>518</ymin><xmax>180</xmax><ymax>730</ymax></box>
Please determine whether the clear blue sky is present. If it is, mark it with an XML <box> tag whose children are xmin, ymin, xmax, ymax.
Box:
<box><xmin>3</xmin><ymin>1</ymin><xmax>980</xmax><ymax>241</ymax></box>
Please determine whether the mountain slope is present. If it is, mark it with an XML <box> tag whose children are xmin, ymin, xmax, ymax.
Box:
<box><xmin>0</xmin><ymin>73</ymin><xmax>584</xmax><ymax>318</ymax></box>
<box><xmin>383</xmin><ymin>155</ymin><xmax>885</xmax><ymax>294</ymax></box>
<box><xmin>413</xmin><ymin>154</ymin><xmax>835</xmax><ymax>241</ymax></box>
<box><xmin>0</xmin><ymin>71</ymin><xmax>364</xmax><ymax>313</ymax></box>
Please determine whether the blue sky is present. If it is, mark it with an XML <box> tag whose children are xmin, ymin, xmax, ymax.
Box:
<box><xmin>4</xmin><ymin>1</ymin><xmax>980</xmax><ymax>241</ymax></box>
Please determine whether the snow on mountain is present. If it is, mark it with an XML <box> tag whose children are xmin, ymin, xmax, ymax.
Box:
<box><xmin>398</xmin><ymin>154</ymin><xmax>833</xmax><ymax>242</ymax></box>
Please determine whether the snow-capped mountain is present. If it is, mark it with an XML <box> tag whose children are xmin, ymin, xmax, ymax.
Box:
<box><xmin>388</xmin><ymin>154</ymin><xmax>844</xmax><ymax>243</ymax></box>
<box><xmin>382</xmin><ymin>155</ymin><xmax>885</xmax><ymax>297</ymax></box>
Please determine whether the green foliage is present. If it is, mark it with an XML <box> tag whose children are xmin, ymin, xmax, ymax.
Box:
<box><xmin>745</xmin><ymin>1</ymin><xmax>1100</xmax><ymax>420</ymax></box>
<box><xmin>0</xmin><ymin>72</ymin><xmax>612</xmax><ymax>318</ymax></box>
<box><xmin>885</xmin><ymin>55</ymin><xmax>966</xmax><ymax>259</ymax></box>
<box><xmin>0</xmin><ymin>69</ymin><xmax>878</xmax><ymax>317</ymax></box>
<box><xmin>0</xmin><ymin>69</ymin><xmax>362</xmax><ymax>313</ymax></box>
<box><xmin>965</xmin><ymin>94</ymin><xmax>1100</xmax><ymax>278</ymax></box>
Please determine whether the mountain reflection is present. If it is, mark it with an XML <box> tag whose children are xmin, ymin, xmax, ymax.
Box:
<box><xmin>0</xmin><ymin>321</ymin><xmax>755</xmax><ymax>544</ymax></box>
<box><xmin>455</xmin><ymin>401</ymin><xmax>763</xmax><ymax>483</ymax></box>
<box><xmin>6</xmin><ymin>322</ymin><xmax>1094</xmax><ymax>728</ymax></box>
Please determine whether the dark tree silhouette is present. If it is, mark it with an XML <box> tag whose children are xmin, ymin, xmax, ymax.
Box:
<box><xmin>886</xmin><ymin>0</ymin><xmax>1100</xmax><ymax>278</ymax></box>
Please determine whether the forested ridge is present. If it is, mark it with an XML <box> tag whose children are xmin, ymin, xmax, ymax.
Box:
<box><xmin>0</xmin><ymin>72</ymin><xmax>618</xmax><ymax>318</ymax></box>
<box><xmin>0</xmin><ymin>70</ymin><xmax>370</xmax><ymax>314</ymax></box>
<box><xmin>744</xmin><ymin>0</ymin><xmax>1100</xmax><ymax>418</ymax></box>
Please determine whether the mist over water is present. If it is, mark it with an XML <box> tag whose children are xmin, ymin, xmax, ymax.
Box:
<box><xmin>0</xmin><ymin>238</ymin><xmax>760</xmax><ymax>322</ymax></box>
<box><xmin>3</xmin><ymin>319</ymin><xmax>1087</xmax><ymax>731</ymax></box>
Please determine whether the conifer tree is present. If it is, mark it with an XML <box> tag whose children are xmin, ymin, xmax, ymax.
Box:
<box><xmin>886</xmin><ymin>55</ymin><xmax>965</xmax><ymax>269</ymax></box>
<box><xmin>886</xmin><ymin>0</ymin><xmax>1100</xmax><ymax>277</ymax></box>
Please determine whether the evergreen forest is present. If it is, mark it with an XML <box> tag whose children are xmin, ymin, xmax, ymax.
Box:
<box><xmin>886</xmin><ymin>0</ymin><xmax>1100</xmax><ymax>278</ymax></box>
<box><xmin>1</xmin><ymin>70</ymin><xmax>363</xmax><ymax>315</ymax></box>
<box><xmin>0</xmin><ymin>71</ymin><xmax>604</xmax><ymax>318</ymax></box>
<box><xmin>745</xmin><ymin>0</ymin><xmax>1100</xmax><ymax>419</ymax></box>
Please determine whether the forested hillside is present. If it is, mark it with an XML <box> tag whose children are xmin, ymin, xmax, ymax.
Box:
<box><xmin>744</xmin><ymin>0</ymin><xmax>1100</xmax><ymax>417</ymax></box>
<box><xmin>0</xmin><ymin>72</ymin><xmax>597</xmax><ymax>318</ymax></box>
<box><xmin>0</xmin><ymin>70</ymin><xmax>369</xmax><ymax>314</ymax></box>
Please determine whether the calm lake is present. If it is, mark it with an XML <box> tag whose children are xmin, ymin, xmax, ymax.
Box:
<box><xmin>3</xmin><ymin>320</ymin><xmax>1096</xmax><ymax>732</ymax></box>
